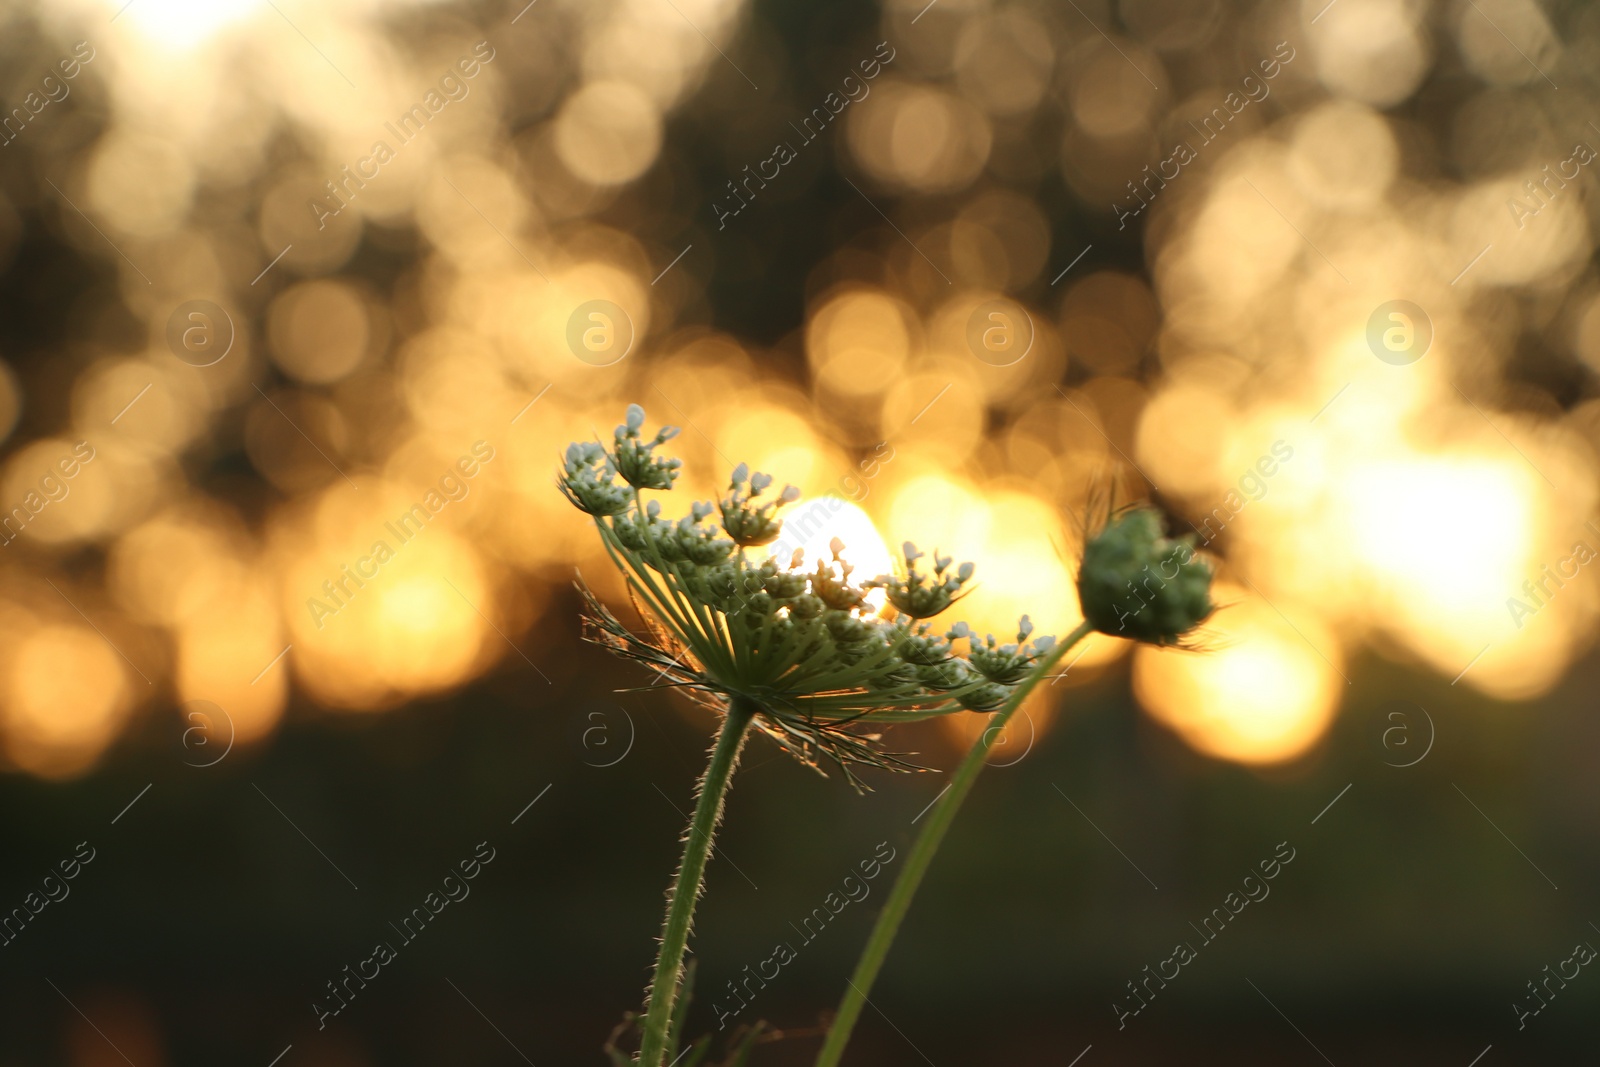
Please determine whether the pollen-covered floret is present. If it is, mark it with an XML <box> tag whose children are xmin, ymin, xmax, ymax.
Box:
<box><xmin>811</xmin><ymin>538</ymin><xmax>868</xmax><ymax>612</ymax></box>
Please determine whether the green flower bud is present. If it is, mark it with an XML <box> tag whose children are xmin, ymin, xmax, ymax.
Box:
<box><xmin>790</xmin><ymin>593</ymin><xmax>826</xmax><ymax>620</ymax></box>
<box><xmin>824</xmin><ymin>611</ymin><xmax>875</xmax><ymax>646</ymax></box>
<box><xmin>665</xmin><ymin>508</ymin><xmax>735</xmax><ymax>566</ymax></box>
<box><xmin>1077</xmin><ymin>507</ymin><xmax>1214</xmax><ymax>645</ymax></box>
<box><xmin>915</xmin><ymin>659</ymin><xmax>968</xmax><ymax>691</ymax></box>
<box><xmin>764</xmin><ymin>569</ymin><xmax>809</xmax><ymax>599</ymax></box>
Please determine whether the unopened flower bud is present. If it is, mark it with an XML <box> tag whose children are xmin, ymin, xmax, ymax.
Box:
<box><xmin>1077</xmin><ymin>507</ymin><xmax>1214</xmax><ymax>645</ymax></box>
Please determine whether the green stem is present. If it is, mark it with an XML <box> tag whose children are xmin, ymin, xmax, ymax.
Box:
<box><xmin>637</xmin><ymin>696</ymin><xmax>757</xmax><ymax>1066</ymax></box>
<box><xmin>814</xmin><ymin>620</ymin><xmax>1096</xmax><ymax>1067</ymax></box>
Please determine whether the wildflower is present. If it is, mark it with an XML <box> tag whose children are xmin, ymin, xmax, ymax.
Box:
<box><xmin>560</xmin><ymin>406</ymin><xmax>1048</xmax><ymax>1067</ymax></box>
<box><xmin>964</xmin><ymin>617</ymin><xmax>1052</xmax><ymax>684</ymax></box>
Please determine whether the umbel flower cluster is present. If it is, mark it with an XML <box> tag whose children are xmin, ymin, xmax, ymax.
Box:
<box><xmin>560</xmin><ymin>405</ymin><xmax>1055</xmax><ymax>786</ymax></box>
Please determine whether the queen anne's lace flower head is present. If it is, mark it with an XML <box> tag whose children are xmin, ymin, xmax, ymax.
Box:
<box><xmin>559</xmin><ymin>408</ymin><xmax>1053</xmax><ymax>788</ymax></box>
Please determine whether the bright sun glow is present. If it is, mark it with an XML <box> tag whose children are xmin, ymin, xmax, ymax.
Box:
<box><xmin>1339</xmin><ymin>453</ymin><xmax>1535</xmax><ymax>669</ymax></box>
<box><xmin>106</xmin><ymin>0</ymin><xmax>265</xmax><ymax>49</ymax></box>
<box><xmin>757</xmin><ymin>497</ymin><xmax>895</xmax><ymax>610</ymax></box>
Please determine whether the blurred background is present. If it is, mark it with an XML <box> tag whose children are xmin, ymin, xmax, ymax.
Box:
<box><xmin>0</xmin><ymin>0</ymin><xmax>1597</xmax><ymax>1061</ymax></box>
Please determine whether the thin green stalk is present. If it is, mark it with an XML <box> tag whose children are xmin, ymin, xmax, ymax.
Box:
<box><xmin>814</xmin><ymin>620</ymin><xmax>1096</xmax><ymax>1066</ymax></box>
<box><xmin>637</xmin><ymin>696</ymin><xmax>758</xmax><ymax>1066</ymax></box>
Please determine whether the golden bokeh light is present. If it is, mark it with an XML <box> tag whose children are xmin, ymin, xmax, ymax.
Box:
<box><xmin>86</xmin><ymin>128</ymin><xmax>195</xmax><ymax>237</ymax></box>
<box><xmin>277</xmin><ymin>481</ymin><xmax>496</xmax><ymax>709</ymax></box>
<box><xmin>1068</xmin><ymin>40</ymin><xmax>1165</xmax><ymax>139</ymax></box>
<box><xmin>1134</xmin><ymin>591</ymin><xmax>1342</xmax><ymax>764</ymax></box>
<box><xmin>1308</xmin><ymin>0</ymin><xmax>1431</xmax><ymax>107</ymax></box>
<box><xmin>757</xmin><ymin>498</ymin><xmax>895</xmax><ymax>613</ymax></box>
<box><xmin>268</xmin><ymin>279</ymin><xmax>374</xmax><ymax>385</ymax></box>
<box><xmin>1287</xmin><ymin>100</ymin><xmax>1398</xmax><ymax>212</ymax></box>
<box><xmin>1456</xmin><ymin>0</ymin><xmax>1560</xmax><ymax>88</ymax></box>
<box><xmin>846</xmin><ymin>81</ymin><xmax>992</xmax><ymax>193</ymax></box>
<box><xmin>2</xmin><ymin>622</ymin><xmax>134</xmax><ymax>779</ymax></box>
<box><xmin>953</xmin><ymin>10</ymin><xmax>1055</xmax><ymax>117</ymax></box>
<box><xmin>807</xmin><ymin>289</ymin><xmax>916</xmax><ymax>399</ymax></box>
<box><xmin>175</xmin><ymin>576</ymin><xmax>287</xmax><ymax>744</ymax></box>
<box><xmin>1</xmin><ymin>0</ymin><xmax>1596</xmax><ymax>783</ymax></box>
<box><xmin>554</xmin><ymin>81</ymin><xmax>664</xmax><ymax>187</ymax></box>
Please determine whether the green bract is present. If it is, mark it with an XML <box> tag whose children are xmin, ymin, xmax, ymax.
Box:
<box><xmin>561</xmin><ymin>407</ymin><xmax>1053</xmax><ymax>787</ymax></box>
<box><xmin>1077</xmin><ymin>507</ymin><xmax>1215</xmax><ymax>645</ymax></box>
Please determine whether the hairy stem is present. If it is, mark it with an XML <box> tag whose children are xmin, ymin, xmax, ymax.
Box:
<box><xmin>637</xmin><ymin>696</ymin><xmax>757</xmax><ymax>1066</ymax></box>
<box><xmin>814</xmin><ymin>620</ymin><xmax>1096</xmax><ymax>1066</ymax></box>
